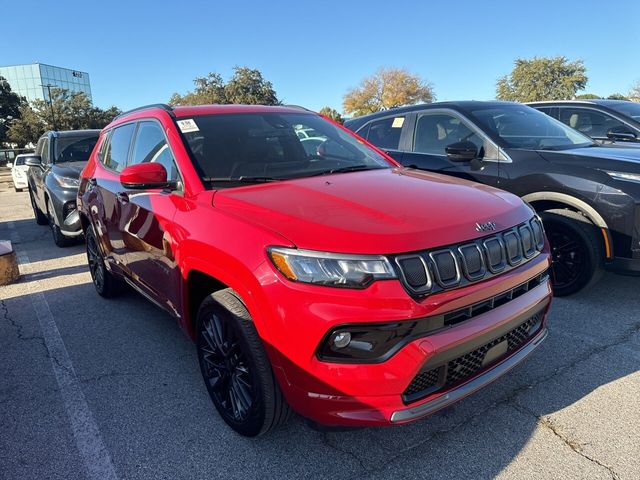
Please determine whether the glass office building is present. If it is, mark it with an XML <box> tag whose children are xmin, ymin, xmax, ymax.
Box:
<box><xmin>0</xmin><ymin>63</ymin><xmax>92</xmax><ymax>103</ymax></box>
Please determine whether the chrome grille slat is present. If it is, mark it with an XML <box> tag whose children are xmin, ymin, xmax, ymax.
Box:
<box><xmin>394</xmin><ymin>217</ymin><xmax>545</xmax><ymax>296</ymax></box>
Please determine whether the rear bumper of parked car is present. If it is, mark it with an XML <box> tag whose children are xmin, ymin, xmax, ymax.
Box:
<box><xmin>256</xmin><ymin>252</ymin><xmax>552</xmax><ymax>427</ymax></box>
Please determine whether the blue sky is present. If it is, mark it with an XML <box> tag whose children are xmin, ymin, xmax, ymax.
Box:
<box><xmin>2</xmin><ymin>0</ymin><xmax>638</xmax><ymax>112</ymax></box>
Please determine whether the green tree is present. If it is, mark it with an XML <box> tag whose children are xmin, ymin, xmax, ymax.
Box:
<box><xmin>169</xmin><ymin>67</ymin><xmax>279</xmax><ymax>106</ymax></box>
<box><xmin>0</xmin><ymin>76</ymin><xmax>25</xmax><ymax>146</ymax></box>
<box><xmin>607</xmin><ymin>93</ymin><xmax>629</xmax><ymax>101</ymax></box>
<box><xmin>343</xmin><ymin>67</ymin><xmax>435</xmax><ymax>117</ymax></box>
<box><xmin>7</xmin><ymin>104</ymin><xmax>45</xmax><ymax>147</ymax></box>
<box><xmin>628</xmin><ymin>81</ymin><xmax>640</xmax><ymax>102</ymax></box>
<box><xmin>576</xmin><ymin>93</ymin><xmax>601</xmax><ymax>99</ymax></box>
<box><xmin>496</xmin><ymin>56</ymin><xmax>588</xmax><ymax>102</ymax></box>
<box><xmin>319</xmin><ymin>106</ymin><xmax>344</xmax><ymax>124</ymax></box>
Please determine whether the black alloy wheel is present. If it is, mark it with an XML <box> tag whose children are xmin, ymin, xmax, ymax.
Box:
<box><xmin>196</xmin><ymin>289</ymin><xmax>291</xmax><ymax>436</ymax></box>
<box><xmin>85</xmin><ymin>227</ymin><xmax>121</xmax><ymax>298</ymax></box>
<box><xmin>200</xmin><ymin>311</ymin><xmax>254</xmax><ymax>423</ymax></box>
<box><xmin>540</xmin><ymin>209</ymin><xmax>604</xmax><ymax>296</ymax></box>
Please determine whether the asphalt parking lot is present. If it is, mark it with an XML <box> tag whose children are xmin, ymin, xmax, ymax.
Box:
<box><xmin>1</xmin><ymin>181</ymin><xmax>639</xmax><ymax>480</ymax></box>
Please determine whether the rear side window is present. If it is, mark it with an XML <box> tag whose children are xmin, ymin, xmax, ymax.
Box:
<box><xmin>363</xmin><ymin>116</ymin><xmax>404</xmax><ymax>150</ymax></box>
<box><xmin>558</xmin><ymin>108</ymin><xmax>627</xmax><ymax>138</ymax></box>
<box><xmin>103</xmin><ymin>123</ymin><xmax>135</xmax><ymax>172</ymax></box>
<box><xmin>130</xmin><ymin>121</ymin><xmax>179</xmax><ymax>181</ymax></box>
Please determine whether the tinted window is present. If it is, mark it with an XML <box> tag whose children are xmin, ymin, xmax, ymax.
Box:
<box><xmin>470</xmin><ymin>105</ymin><xmax>593</xmax><ymax>150</ymax></box>
<box><xmin>413</xmin><ymin>113</ymin><xmax>484</xmax><ymax>155</ymax></box>
<box><xmin>41</xmin><ymin>139</ymin><xmax>50</xmax><ymax>164</ymax></box>
<box><xmin>608</xmin><ymin>102</ymin><xmax>640</xmax><ymax>122</ymax></box>
<box><xmin>179</xmin><ymin>112</ymin><xmax>389</xmax><ymax>188</ymax></box>
<box><xmin>130</xmin><ymin>122</ymin><xmax>178</xmax><ymax>181</ymax></box>
<box><xmin>54</xmin><ymin>135</ymin><xmax>99</xmax><ymax>163</ymax></box>
<box><xmin>364</xmin><ymin>116</ymin><xmax>404</xmax><ymax>150</ymax></box>
<box><xmin>558</xmin><ymin>108</ymin><xmax>629</xmax><ymax>138</ymax></box>
<box><xmin>103</xmin><ymin>123</ymin><xmax>135</xmax><ymax>172</ymax></box>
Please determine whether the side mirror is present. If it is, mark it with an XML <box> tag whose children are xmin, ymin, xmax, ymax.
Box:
<box><xmin>23</xmin><ymin>155</ymin><xmax>42</xmax><ymax>167</ymax></box>
<box><xmin>120</xmin><ymin>163</ymin><xmax>174</xmax><ymax>190</ymax></box>
<box><xmin>445</xmin><ymin>141</ymin><xmax>480</xmax><ymax>162</ymax></box>
<box><xmin>606</xmin><ymin>126</ymin><xmax>637</xmax><ymax>142</ymax></box>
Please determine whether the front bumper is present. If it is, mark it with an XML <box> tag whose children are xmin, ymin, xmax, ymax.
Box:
<box><xmin>12</xmin><ymin>177</ymin><xmax>28</xmax><ymax>189</ymax></box>
<box><xmin>48</xmin><ymin>188</ymin><xmax>83</xmax><ymax>236</ymax></box>
<box><xmin>254</xmin><ymin>252</ymin><xmax>552</xmax><ymax>427</ymax></box>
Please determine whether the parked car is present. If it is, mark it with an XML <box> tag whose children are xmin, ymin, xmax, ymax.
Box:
<box><xmin>345</xmin><ymin>101</ymin><xmax>640</xmax><ymax>296</ymax></box>
<box><xmin>10</xmin><ymin>154</ymin><xmax>30</xmax><ymax>191</ymax></box>
<box><xmin>24</xmin><ymin>130</ymin><xmax>100</xmax><ymax>246</ymax></box>
<box><xmin>529</xmin><ymin>100</ymin><xmax>640</xmax><ymax>146</ymax></box>
<box><xmin>78</xmin><ymin>103</ymin><xmax>551</xmax><ymax>436</ymax></box>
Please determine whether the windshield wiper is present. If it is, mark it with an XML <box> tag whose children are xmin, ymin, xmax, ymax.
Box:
<box><xmin>202</xmin><ymin>176</ymin><xmax>283</xmax><ymax>184</ymax></box>
<box><xmin>308</xmin><ymin>165</ymin><xmax>384</xmax><ymax>177</ymax></box>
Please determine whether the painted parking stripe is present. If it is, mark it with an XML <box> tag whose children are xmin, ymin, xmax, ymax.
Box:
<box><xmin>7</xmin><ymin>221</ymin><xmax>119</xmax><ymax>480</ymax></box>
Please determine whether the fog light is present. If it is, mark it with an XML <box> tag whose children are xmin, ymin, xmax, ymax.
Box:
<box><xmin>332</xmin><ymin>332</ymin><xmax>351</xmax><ymax>349</ymax></box>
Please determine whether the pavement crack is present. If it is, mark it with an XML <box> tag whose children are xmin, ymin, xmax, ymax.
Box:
<box><xmin>512</xmin><ymin>403</ymin><xmax>620</xmax><ymax>480</ymax></box>
<box><xmin>1</xmin><ymin>299</ymin><xmax>47</xmax><ymax>352</ymax></box>
<box><xmin>320</xmin><ymin>432</ymin><xmax>369</xmax><ymax>472</ymax></box>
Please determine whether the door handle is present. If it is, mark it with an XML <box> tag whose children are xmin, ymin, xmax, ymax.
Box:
<box><xmin>116</xmin><ymin>192</ymin><xmax>129</xmax><ymax>204</ymax></box>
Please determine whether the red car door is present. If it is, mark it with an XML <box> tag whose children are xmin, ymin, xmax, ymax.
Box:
<box><xmin>118</xmin><ymin>120</ymin><xmax>181</xmax><ymax>316</ymax></box>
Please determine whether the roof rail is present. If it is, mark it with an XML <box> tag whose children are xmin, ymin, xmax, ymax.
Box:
<box><xmin>115</xmin><ymin>103</ymin><xmax>174</xmax><ymax>120</ymax></box>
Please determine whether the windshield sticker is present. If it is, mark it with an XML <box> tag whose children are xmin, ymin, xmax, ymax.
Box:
<box><xmin>392</xmin><ymin>117</ymin><xmax>405</xmax><ymax>128</ymax></box>
<box><xmin>177</xmin><ymin>119</ymin><xmax>200</xmax><ymax>133</ymax></box>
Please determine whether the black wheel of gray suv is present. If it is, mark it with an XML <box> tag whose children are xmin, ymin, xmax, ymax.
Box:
<box><xmin>85</xmin><ymin>226</ymin><xmax>122</xmax><ymax>298</ymax></box>
<box><xmin>30</xmin><ymin>190</ymin><xmax>48</xmax><ymax>225</ymax></box>
<box><xmin>540</xmin><ymin>209</ymin><xmax>604</xmax><ymax>296</ymax></box>
<box><xmin>196</xmin><ymin>289</ymin><xmax>291</xmax><ymax>437</ymax></box>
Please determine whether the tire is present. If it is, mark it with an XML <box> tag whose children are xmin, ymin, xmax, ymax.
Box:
<box><xmin>540</xmin><ymin>209</ymin><xmax>604</xmax><ymax>296</ymax></box>
<box><xmin>30</xmin><ymin>190</ymin><xmax>48</xmax><ymax>225</ymax></box>
<box><xmin>85</xmin><ymin>226</ymin><xmax>122</xmax><ymax>298</ymax></box>
<box><xmin>46</xmin><ymin>198</ymin><xmax>73</xmax><ymax>247</ymax></box>
<box><xmin>197</xmin><ymin>289</ymin><xmax>291</xmax><ymax>437</ymax></box>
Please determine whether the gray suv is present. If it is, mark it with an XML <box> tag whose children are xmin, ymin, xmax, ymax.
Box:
<box><xmin>25</xmin><ymin>130</ymin><xmax>100</xmax><ymax>246</ymax></box>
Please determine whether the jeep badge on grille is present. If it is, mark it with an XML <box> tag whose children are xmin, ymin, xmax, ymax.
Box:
<box><xmin>476</xmin><ymin>221</ymin><xmax>497</xmax><ymax>232</ymax></box>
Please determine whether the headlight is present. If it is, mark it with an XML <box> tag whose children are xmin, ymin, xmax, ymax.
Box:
<box><xmin>52</xmin><ymin>173</ymin><xmax>80</xmax><ymax>188</ymax></box>
<box><xmin>268</xmin><ymin>247</ymin><xmax>396</xmax><ymax>288</ymax></box>
<box><xmin>604</xmin><ymin>171</ymin><xmax>640</xmax><ymax>184</ymax></box>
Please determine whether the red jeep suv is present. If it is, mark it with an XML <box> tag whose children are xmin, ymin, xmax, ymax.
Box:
<box><xmin>77</xmin><ymin>104</ymin><xmax>552</xmax><ymax>436</ymax></box>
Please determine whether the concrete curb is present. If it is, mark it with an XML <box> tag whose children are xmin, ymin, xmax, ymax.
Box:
<box><xmin>0</xmin><ymin>240</ymin><xmax>20</xmax><ymax>285</ymax></box>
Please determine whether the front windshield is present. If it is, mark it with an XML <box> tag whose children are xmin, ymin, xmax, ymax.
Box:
<box><xmin>54</xmin><ymin>135</ymin><xmax>99</xmax><ymax>163</ymax></box>
<box><xmin>469</xmin><ymin>105</ymin><xmax>595</xmax><ymax>150</ymax></box>
<box><xmin>607</xmin><ymin>102</ymin><xmax>640</xmax><ymax>122</ymax></box>
<box><xmin>177</xmin><ymin>112</ymin><xmax>391</xmax><ymax>188</ymax></box>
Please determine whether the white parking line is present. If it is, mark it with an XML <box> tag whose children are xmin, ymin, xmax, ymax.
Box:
<box><xmin>6</xmin><ymin>221</ymin><xmax>119</xmax><ymax>480</ymax></box>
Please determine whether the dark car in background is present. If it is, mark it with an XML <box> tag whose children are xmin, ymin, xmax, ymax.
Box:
<box><xmin>25</xmin><ymin>130</ymin><xmax>100</xmax><ymax>246</ymax></box>
<box><xmin>528</xmin><ymin>100</ymin><xmax>640</xmax><ymax>146</ymax></box>
<box><xmin>345</xmin><ymin>101</ymin><xmax>640</xmax><ymax>296</ymax></box>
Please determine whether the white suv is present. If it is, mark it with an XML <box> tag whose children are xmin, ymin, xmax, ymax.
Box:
<box><xmin>10</xmin><ymin>154</ymin><xmax>30</xmax><ymax>191</ymax></box>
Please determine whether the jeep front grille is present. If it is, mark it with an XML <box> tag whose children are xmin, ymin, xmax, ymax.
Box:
<box><xmin>393</xmin><ymin>217</ymin><xmax>545</xmax><ymax>297</ymax></box>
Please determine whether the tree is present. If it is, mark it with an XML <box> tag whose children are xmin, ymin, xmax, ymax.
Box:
<box><xmin>496</xmin><ymin>56</ymin><xmax>588</xmax><ymax>102</ymax></box>
<box><xmin>169</xmin><ymin>67</ymin><xmax>279</xmax><ymax>106</ymax></box>
<box><xmin>629</xmin><ymin>81</ymin><xmax>640</xmax><ymax>102</ymax></box>
<box><xmin>7</xmin><ymin>104</ymin><xmax>45</xmax><ymax>147</ymax></box>
<box><xmin>607</xmin><ymin>93</ymin><xmax>629</xmax><ymax>101</ymax></box>
<box><xmin>343</xmin><ymin>67</ymin><xmax>435</xmax><ymax>117</ymax></box>
<box><xmin>576</xmin><ymin>93</ymin><xmax>601</xmax><ymax>99</ymax></box>
<box><xmin>319</xmin><ymin>106</ymin><xmax>344</xmax><ymax>124</ymax></box>
<box><xmin>0</xmin><ymin>76</ymin><xmax>25</xmax><ymax>146</ymax></box>
<box><xmin>7</xmin><ymin>88</ymin><xmax>120</xmax><ymax>147</ymax></box>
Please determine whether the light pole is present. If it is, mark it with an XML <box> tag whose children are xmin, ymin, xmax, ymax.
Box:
<box><xmin>41</xmin><ymin>84</ymin><xmax>57</xmax><ymax>130</ymax></box>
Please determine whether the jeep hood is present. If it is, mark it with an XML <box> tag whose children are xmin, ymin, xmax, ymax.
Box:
<box><xmin>212</xmin><ymin>169</ymin><xmax>533</xmax><ymax>254</ymax></box>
